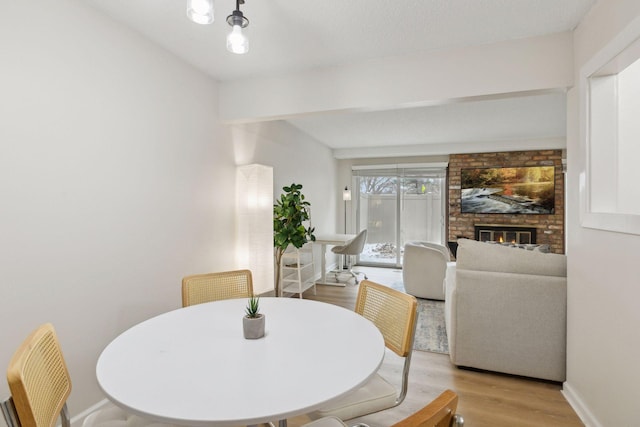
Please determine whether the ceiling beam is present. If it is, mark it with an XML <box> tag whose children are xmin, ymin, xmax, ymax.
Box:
<box><xmin>219</xmin><ymin>32</ymin><xmax>573</xmax><ymax>123</ymax></box>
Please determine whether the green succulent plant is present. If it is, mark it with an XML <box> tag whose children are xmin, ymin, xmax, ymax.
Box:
<box><xmin>245</xmin><ymin>296</ymin><xmax>261</xmax><ymax>318</ymax></box>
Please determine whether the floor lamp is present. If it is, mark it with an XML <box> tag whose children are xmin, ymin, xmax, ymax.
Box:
<box><xmin>342</xmin><ymin>186</ymin><xmax>351</xmax><ymax>233</ymax></box>
<box><xmin>236</xmin><ymin>164</ymin><xmax>274</xmax><ymax>295</ymax></box>
<box><xmin>342</xmin><ymin>186</ymin><xmax>351</xmax><ymax>270</ymax></box>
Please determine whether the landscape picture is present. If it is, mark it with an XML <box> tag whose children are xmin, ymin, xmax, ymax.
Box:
<box><xmin>461</xmin><ymin>166</ymin><xmax>555</xmax><ymax>214</ymax></box>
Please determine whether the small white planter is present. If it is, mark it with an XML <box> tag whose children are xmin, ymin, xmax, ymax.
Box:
<box><xmin>243</xmin><ymin>314</ymin><xmax>265</xmax><ymax>339</ymax></box>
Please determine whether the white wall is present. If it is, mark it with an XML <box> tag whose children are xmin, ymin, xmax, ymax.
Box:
<box><xmin>0</xmin><ymin>0</ymin><xmax>236</xmax><ymax>417</ymax></box>
<box><xmin>565</xmin><ymin>1</ymin><xmax>640</xmax><ymax>425</ymax></box>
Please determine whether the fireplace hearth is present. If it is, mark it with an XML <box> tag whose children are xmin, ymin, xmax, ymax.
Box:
<box><xmin>474</xmin><ymin>224</ymin><xmax>537</xmax><ymax>245</ymax></box>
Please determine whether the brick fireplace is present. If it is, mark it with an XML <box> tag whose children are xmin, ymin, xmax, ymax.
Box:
<box><xmin>474</xmin><ymin>224</ymin><xmax>537</xmax><ymax>244</ymax></box>
<box><xmin>448</xmin><ymin>150</ymin><xmax>565</xmax><ymax>254</ymax></box>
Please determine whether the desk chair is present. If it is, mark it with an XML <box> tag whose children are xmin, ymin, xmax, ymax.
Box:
<box><xmin>304</xmin><ymin>389</ymin><xmax>464</xmax><ymax>426</ymax></box>
<box><xmin>315</xmin><ymin>280</ymin><xmax>417</xmax><ymax>421</ymax></box>
<box><xmin>331</xmin><ymin>229</ymin><xmax>368</xmax><ymax>284</ymax></box>
<box><xmin>182</xmin><ymin>269</ymin><xmax>253</xmax><ymax>307</ymax></box>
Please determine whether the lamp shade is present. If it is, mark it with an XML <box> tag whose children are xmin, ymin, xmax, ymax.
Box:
<box><xmin>226</xmin><ymin>3</ymin><xmax>249</xmax><ymax>55</ymax></box>
<box><xmin>343</xmin><ymin>187</ymin><xmax>352</xmax><ymax>201</ymax></box>
<box><xmin>236</xmin><ymin>164</ymin><xmax>273</xmax><ymax>295</ymax></box>
<box><xmin>227</xmin><ymin>25</ymin><xmax>249</xmax><ymax>54</ymax></box>
<box><xmin>186</xmin><ymin>0</ymin><xmax>214</xmax><ymax>24</ymax></box>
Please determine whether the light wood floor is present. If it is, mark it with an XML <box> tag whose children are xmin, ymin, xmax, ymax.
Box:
<box><xmin>279</xmin><ymin>266</ymin><xmax>584</xmax><ymax>427</ymax></box>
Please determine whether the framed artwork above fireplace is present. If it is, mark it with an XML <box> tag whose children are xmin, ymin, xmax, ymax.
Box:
<box><xmin>461</xmin><ymin>166</ymin><xmax>555</xmax><ymax>214</ymax></box>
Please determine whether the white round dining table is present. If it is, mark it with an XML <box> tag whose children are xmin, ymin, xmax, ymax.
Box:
<box><xmin>96</xmin><ymin>297</ymin><xmax>385</xmax><ymax>426</ymax></box>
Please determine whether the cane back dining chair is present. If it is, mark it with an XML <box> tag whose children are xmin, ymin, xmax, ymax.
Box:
<box><xmin>1</xmin><ymin>323</ymin><xmax>179</xmax><ymax>427</ymax></box>
<box><xmin>305</xmin><ymin>389</ymin><xmax>463</xmax><ymax>427</ymax></box>
<box><xmin>182</xmin><ymin>269</ymin><xmax>254</xmax><ymax>307</ymax></box>
<box><xmin>315</xmin><ymin>280</ymin><xmax>418</xmax><ymax>421</ymax></box>
<box><xmin>1</xmin><ymin>323</ymin><xmax>71</xmax><ymax>427</ymax></box>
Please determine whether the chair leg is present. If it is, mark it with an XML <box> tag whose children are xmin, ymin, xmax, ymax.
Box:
<box><xmin>350</xmin><ymin>270</ymin><xmax>368</xmax><ymax>284</ymax></box>
<box><xmin>351</xmin><ymin>271</ymin><xmax>359</xmax><ymax>284</ymax></box>
<box><xmin>331</xmin><ymin>256</ymin><xmax>367</xmax><ymax>284</ymax></box>
<box><xmin>1</xmin><ymin>398</ymin><xmax>19</xmax><ymax>427</ymax></box>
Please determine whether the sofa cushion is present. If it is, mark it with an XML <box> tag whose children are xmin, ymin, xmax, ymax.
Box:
<box><xmin>455</xmin><ymin>238</ymin><xmax>566</xmax><ymax>277</ymax></box>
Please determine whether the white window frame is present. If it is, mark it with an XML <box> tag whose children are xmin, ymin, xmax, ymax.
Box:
<box><xmin>580</xmin><ymin>14</ymin><xmax>640</xmax><ymax>235</ymax></box>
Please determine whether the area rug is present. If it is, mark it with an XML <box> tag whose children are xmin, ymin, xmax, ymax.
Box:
<box><xmin>414</xmin><ymin>299</ymin><xmax>449</xmax><ymax>354</ymax></box>
<box><xmin>391</xmin><ymin>280</ymin><xmax>449</xmax><ymax>354</ymax></box>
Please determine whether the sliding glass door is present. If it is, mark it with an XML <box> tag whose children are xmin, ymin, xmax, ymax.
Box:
<box><xmin>356</xmin><ymin>174</ymin><xmax>398</xmax><ymax>266</ymax></box>
<box><xmin>354</xmin><ymin>165</ymin><xmax>446</xmax><ymax>268</ymax></box>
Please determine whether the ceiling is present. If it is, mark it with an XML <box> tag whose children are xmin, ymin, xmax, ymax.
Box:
<box><xmin>84</xmin><ymin>0</ymin><xmax>596</xmax><ymax>155</ymax></box>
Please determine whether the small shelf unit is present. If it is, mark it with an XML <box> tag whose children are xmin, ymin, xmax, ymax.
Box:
<box><xmin>280</xmin><ymin>243</ymin><xmax>316</xmax><ymax>298</ymax></box>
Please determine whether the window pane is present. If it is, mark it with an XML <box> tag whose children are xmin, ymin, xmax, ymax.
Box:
<box><xmin>354</xmin><ymin>168</ymin><xmax>446</xmax><ymax>267</ymax></box>
<box><xmin>358</xmin><ymin>177</ymin><xmax>397</xmax><ymax>266</ymax></box>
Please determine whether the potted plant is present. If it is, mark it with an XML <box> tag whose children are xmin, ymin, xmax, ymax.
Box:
<box><xmin>243</xmin><ymin>295</ymin><xmax>265</xmax><ymax>339</ymax></box>
<box><xmin>273</xmin><ymin>183</ymin><xmax>316</xmax><ymax>297</ymax></box>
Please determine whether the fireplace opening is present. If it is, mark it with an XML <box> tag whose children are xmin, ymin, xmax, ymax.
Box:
<box><xmin>474</xmin><ymin>224</ymin><xmax>537</xmax><ymax>245</ymax></box>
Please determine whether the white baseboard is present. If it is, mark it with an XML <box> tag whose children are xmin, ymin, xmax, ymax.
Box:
<box><xmin>71</xmin><ymin>398</ymin><xmax>110</xmax><ymax>427</ymax></box>
<box><xmin>562</xmin><ymin>381</ymin><xmax>603</xmax><ymax>427</ymax></box>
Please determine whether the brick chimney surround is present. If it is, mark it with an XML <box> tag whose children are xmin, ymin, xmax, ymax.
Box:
<box><xmin>448</xmin><ymin>150</ymin><xmax>565</xmax><ymax>254</ymax></box>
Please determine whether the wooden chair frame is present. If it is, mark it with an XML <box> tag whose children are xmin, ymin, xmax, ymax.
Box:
<box><xmin>307</xmin><ymin>390</ymin><xmax>463</xmax><ymax>427</ymax></box>
<box><xmin>390</xmin><ymin>389</ymin><xmax>464</xmax><ymax>427</ymax></box>
<box><xmin>2</xmin><ymin>323</ymin><xmax>71</xmax><ymax>427</ymax></box>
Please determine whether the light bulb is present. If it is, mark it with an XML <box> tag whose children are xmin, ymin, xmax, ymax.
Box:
<box><xmin>343</xmin><ymin>187</ymin><xmax>351</xmax><ymax>201</ymax></box>
<box><xmin>187</xmin><ymin>0</ymin><xmax>214</xmax><ymax>24</ymax></box>
<box><xmin>226</xmin><ymin>25</ymin><xmax>249</xmax><ymax>54</ymax></box>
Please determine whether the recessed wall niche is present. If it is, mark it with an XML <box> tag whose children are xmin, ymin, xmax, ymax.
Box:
<box><xmin>580</xmin><ymin>14</ymin><xmax>640</xmax><ymax>235</ymax></box>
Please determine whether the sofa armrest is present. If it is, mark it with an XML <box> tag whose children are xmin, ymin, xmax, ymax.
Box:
<box><xmin>444</xmin><ymin>262</ymin><xmax>457</xmax><ymax>355</ymax></box>
<box><xmin>447</xmin><ymin>269</ymin><xmax>567</xmax><ymax>382</ymax></box>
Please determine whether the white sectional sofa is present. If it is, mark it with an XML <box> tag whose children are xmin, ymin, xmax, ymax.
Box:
<box><xmin>444</xmin><ymin>238</ymin><xmax>567</xmax><ymax>382</ymax></box>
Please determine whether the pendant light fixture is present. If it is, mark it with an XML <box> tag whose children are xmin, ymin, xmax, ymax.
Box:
<box><xmin>186</xmin><ymin>0</ymin><xmax>214</xmax><ymax>25</ymax></box>
<box><xmin>226</xmin><ymin>0</ymin><xmax>249</xmax><ymax>54</ymax></box>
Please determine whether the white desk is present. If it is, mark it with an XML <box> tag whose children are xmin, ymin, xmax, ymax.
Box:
<box><xmin>96</xmin><ymin>298</ymin><xmax>384</xmax><ymax>427</ymax></box>
<box><xmin>313</xmin><ymin>233</ymin><xmax>356</xmax><ymax>286</ymax></box>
